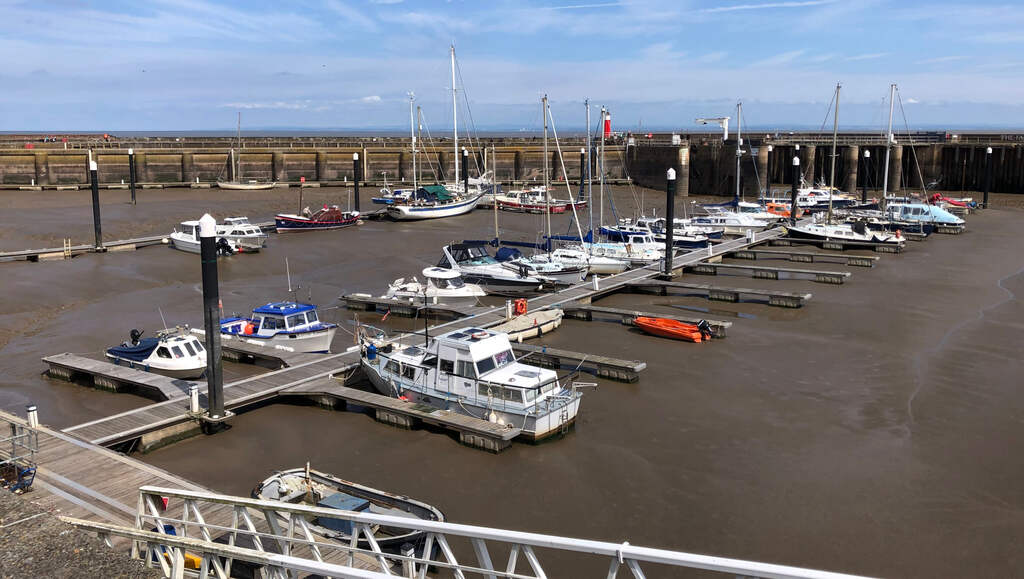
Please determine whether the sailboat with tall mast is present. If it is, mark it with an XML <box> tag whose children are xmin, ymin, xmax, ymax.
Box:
<box><xmin>387</xmin><ymin>45</ymin><xmax>482</xmax><ymax>220</ymax></box>
<box><xmin>787</xmin><ymin>83</ymin><xmax>904</xmax><ymax>246</ymax></box>
<box><xmin>217</xmin><ymin>112</ymin><xmax>277</xmax><ymax>190</ymax></box>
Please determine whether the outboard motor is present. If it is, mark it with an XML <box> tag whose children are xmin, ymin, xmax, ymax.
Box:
<box><xmin>122</xmin><ymin>328</ymin><xmax>144</xmax><ymax>347</ymax></box>
<box><xmin>696</xmin><ymin>320</ymin><xmax>713</xmax><ymax>340</ymax></box>
<box><xmin>215</xmin><ymin>237</ymin><xmax>234</xmax><ymax>256</ymax></box>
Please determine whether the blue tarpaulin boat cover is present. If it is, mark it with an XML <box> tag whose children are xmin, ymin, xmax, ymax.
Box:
<box><xmin>106</xmin><ymin>337</ymin><xmax>159</xmax><ymax>362</ymax></box>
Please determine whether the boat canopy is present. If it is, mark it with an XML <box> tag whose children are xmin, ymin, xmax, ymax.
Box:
<box><xmin>253</xmin><ymin>302</ymin><xmax>317</xmax><ymax>316</ymax></box>
<box><xmin>421</xmin><ymin>267</ymin><xmax>462</xmax><ymax>280</ymax></box>
<box><xmin>415</xmin><ymin>185</ymin><xmax>454</xmax><ymax>202</ymax></box>
<box><xmin>106</xmin><ymin>337</ymin><xmax>160</xmax><ymax>362</ymax></box>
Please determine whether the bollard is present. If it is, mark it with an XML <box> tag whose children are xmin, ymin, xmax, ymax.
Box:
<box><xmin>198</xmin><ymin>214</ymin><xmax>225</xmax><ymax>419</ymax></box>
<box><xmin>90</xmin><ymin>156</ymin><xmax>103</xmax><ymax>250</ymax></box>
<box><xmin>505</xmin><ymin>299</ymin><xmax>513</xmax><ymax>320</ymax></box>
<box><xmin>790</xmin><ymin>156</ymin><xmax>801</xmax><ymax>226</ymax></box>
<box><xmin>189</xmin><ymin>384</ymin><xmax>200</xmax><ymax>414</ymax></box>
<box><xmin>352</xmin><ymin>153</ymin><xmax>361</xmax><ymax>213</ymax></box>
<box><xmin>26</xmin><ymin>404</ymin><xmax>38</xmax><ymax>428</ymax></box>
<box><xmin>128</xmin><ymin>148</ymin><xmax>137</xmax><ymax>205</ymax></box>
<box><xmin>664</xmin><ymin>168</ymin><xmax>676</xmax><ymax>275</ymax></box>
<box><xmin>983</xmin><ymin>147</ymin><xmax>992</xmax><ymax>208</ymax></box>
<box><xmin>860</xmin><ymin>149</ymin><xmax>869</xmax><ymax>204</ymax></box>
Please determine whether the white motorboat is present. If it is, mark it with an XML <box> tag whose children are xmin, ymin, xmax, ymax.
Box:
<box><xmin>691</xmin><ymin>207</ymin><xmax>773</xmax><ymax>235</ymax></box>
<box><xmin>576</xmin><ymin>233</ymin><xmax>663</xmax><ymax>267</ymax></box>
<box><xmin>787</xmin><ymin>220</ymin><xmax>905</xmax><ymax>245</ymax></box>
<box><xmin>169</xmin><ymin>221</ymin><xmax>237</xmax><ymax>255</ymax></box>
<box><xmin>736</xmin><ymin>201</ymin><xmax>786</xmax><ymax>223</ymax></box>
<box><xmin>503</xmin><ymin>253</ymin><xmax>587</xmax><ymax>284</ymax></box>
<box><xmin>438</xmin><ymin>243</ymin><xmax>549</xmax><ymax>295</ymax></box>
<box><xmin>384</xmin><ymin>267</ymin><xmax>486</xmax><ymax>307</ymax></box>
<box><xmin>105</xmin><ymin>327</ymin><xmax>207</xmax><ymax>379</ymax></box>
<box><xmin>220</xmin><ymin>301</ymin><xmax>337</xmax><ymax>353</ymax></box>
<box><xmin>359</xmin><ymin>325</ymin><xmax>582</xmax><ymax>441</ymax></box>
<box><xmin>547</xmin><ymin>247</ymin><xmax>628</xmax><ymax>275</ymax></box>
<box><xmin>216</xmin><ymin>216</ymin><xmax>268</xmax><ymax>249</ymax></box>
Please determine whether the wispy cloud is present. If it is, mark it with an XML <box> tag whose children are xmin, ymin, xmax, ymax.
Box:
<box><xmin>696</xmin><ymin>51</ymin><xmax>728</xmax><ymax>63</ymax></box>
<box><xmin>324</xmin><ymin>0</ymin><xmax>379</xmax><ymax>32</ymax></box>
<box><xmin>222</xmin><ymin>101</ymin><xmax>312</xmax><ymax>110</ymax></box>
<box><xmin>540</xmin><ymin>1</ymin><xmax>629</xmax><ymax>10</ymax></box>
<box><xmin>360</xmin><ymin>95</ymin><xmax>382</xmax><ymax>103</ymax></box>
<box><xmin>369</xmin><ymin>0</ymin><xmax>404</xmax><ymax>4</ymax></box>
<box><xmin>700</xmin><ymin>0</ymin><xmax>838</xmax><ymax>14</ymax></box>
<box><xmin>845</xmin><ymin>52</ymin><xmax>887</xmax><ymax>61</ymax></box>
<box><xmin>916</xmin><ymin>55</ymin><xmax>967</xmax><ymax>65</ymax></box>
<box><xmin>905</xmin><ymin>98</ymin><xmax>920</xmax><ymax>104</ymax></box>
<box><xmin>753</xmin><ymin>50</ymin><xmax>806</xmax><ymax>67</ymax></box>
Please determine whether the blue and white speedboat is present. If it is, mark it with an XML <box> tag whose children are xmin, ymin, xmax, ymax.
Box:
<box><xmin>220</xmin><ymin>302</ymin><xmax>337</xmax><ymax>353</ymax></box>
<box><xmin>600</xmin><ymin>217</ymin><xmax>712</xmax><ymax>249</ymax></box>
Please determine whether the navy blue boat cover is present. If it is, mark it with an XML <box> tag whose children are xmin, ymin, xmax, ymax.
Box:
<box><xmin>106</xmin><ymin>337</ymin><xmax>159</xmax><ymax>362</ymax></box>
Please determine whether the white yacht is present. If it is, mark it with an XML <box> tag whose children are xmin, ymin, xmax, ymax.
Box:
<box><xmin>691</xmin><ymin>207</ymin><xmax>774</xmax><ymax>235</ymax></box>
<box><xmin>577</xmin><ymin>234</ymin><xmax>663</xmax><ymax>267</ymax></box>
<box><xmin>216</xmin><ymin>217</ymin><xmax>268</xmax><ymax>249</ymax></box>
<box><xmin>438</xmin><ymin>243</ymin><xmax>550</xmax><ymax>295</ymax></box>
<box><xmin>105</xmin><ymin>327</ymin><xmax>207</xmax><ymax>379</ymax></box>
<box><xmin>505</xmin><ymin>253</ymin><xmax>588</xmax><ymax>285</ymax></box>
<box><xmin>547</xmin><ymin>247</ymin><xmax>628</xmax><ymax>275</ymax></box>
<box><xmin>383</xmin><ymin>267</ymin><xmax>486</xmax><ymax>307</ymax></box>
<box><xmin>169</xmin><ymin>221</ymin><xmax>237</xmax><ymax>255</ymax></box>
<box><xmin>787</xmin><ymin>220</ymin><xmax>905</xmax><ymax>246</ymax></box>
<box><xmin>360</xmin><ymin>326</ymin><xmax>582</xmax><ymax>441</ymax></box>
<box><xmin>220</xmin><ymin>301</ymin><xmax>337</xmax><ymax>353</ymax></box>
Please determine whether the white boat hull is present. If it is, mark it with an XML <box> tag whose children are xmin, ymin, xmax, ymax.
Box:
<box><xmin>168</xmin><ymin>234</ymin><xmax>201</xmax><ymax>254</ymax></box>
<box><xmin>220</xmin><ymin>326</ymin><xmax>337</xmax><ymax>353</ymax></box>
<box><xmin>217</xmin><ymin>180</ymin><xmax>277</xmax><ymax>190</ymax></box>
<box><xmin>387</xmin><ymin>194</ymin><xmax>481</xmax><ymax>220</ymax></box>
<box><xmin>104</xmin><ymin>353</ymin><xmax>206</xmax><ymax>379</ymax></box>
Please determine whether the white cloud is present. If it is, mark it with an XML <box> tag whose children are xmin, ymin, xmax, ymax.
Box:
<box><xmin>916</xmin><ymin>55</ymin><xmax>967</xmax><ymax>65</ymax></box>
<box><xmin>700</xmin><ymin>0</ymin><xmax>838</xmax><ymax>14</ymax></box>
<box><xmin>222</xmin><ymin>101</ymin><xmax>312</xmax><ymax>110</ymax></box>
<box><xmin>845</xmin><ymin>52</ymin><xmax>887</xmax><ymax>61</ymax></box>
<box><xmin>753</xmin><ymin>50</ymin><xmax>806</xmax><ymax>67</ymax></box>
<box><xmin>324</xmin><ymin>0</ymin><xmax>379</xmax><ymax>32</ymax></box>
<box><xmin>360</xmin><ymin>95</ymin><xmax>383</xmax><ymax>103</ymax></box>
<box><xmin>905</xmin><ymin>98</ymin><xmax>920</xmax><ymax>104</ymax></box>
<box><xmin>370</xmin><ymin>0</ymin><xmax>404</xmax><ymax>4</ymax></box>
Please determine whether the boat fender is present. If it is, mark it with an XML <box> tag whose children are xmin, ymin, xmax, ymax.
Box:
<box><xmin>514</xmin><ymin>298</ymin><xmax>528</xmax><ymax>316</ymax></box>
<box><xmin>488</xmin><ymin>411</ymin><xmax>498</xmax><ymax>423</ymax></box>
<box><xmin>244</xmin><ymin>322</ymin><xmax>255</xmax><ymax>335</ymax></box>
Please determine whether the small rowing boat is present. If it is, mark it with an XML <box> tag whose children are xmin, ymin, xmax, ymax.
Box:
<box><xmin>633</xmin><ymin>316</ymin><xmax>712</xmax><ymax>343</ymax></box>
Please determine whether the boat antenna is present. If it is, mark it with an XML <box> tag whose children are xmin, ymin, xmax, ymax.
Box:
<box><xmin>158</xmin><ymin>307</ymin><xmax>168</xmax><ymax>330</ymax></box>
<box><xmin>543</xmin><ymin>94</ymin><xmax>551</xmax><ymax>253</ymax></box>
<box><xmin>286</xmin><ymin>257</ymin><xmax>293</xmax><ymax>293</ymax></box>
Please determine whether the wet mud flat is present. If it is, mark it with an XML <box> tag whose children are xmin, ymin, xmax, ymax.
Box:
<box><xmin>1</xmin><ymin>186</ymin><xmax>1023</xmax><ymax>577</ymax></box>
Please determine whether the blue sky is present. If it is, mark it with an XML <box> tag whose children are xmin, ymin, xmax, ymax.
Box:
<box><xmin>1</xmin><ymin>0</ymin><xmax>1023</xmax><ymax>131</ymax></box>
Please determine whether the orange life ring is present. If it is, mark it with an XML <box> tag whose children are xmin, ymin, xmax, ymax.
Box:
<box><xmin>514</xmin><ymin>298</ymin><xmax>528</xmax><ymax>316</ymax></box>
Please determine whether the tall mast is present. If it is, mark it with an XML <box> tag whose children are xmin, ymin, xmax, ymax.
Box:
<box><xmin>450</xmin><ymin>45</ymin><xmax>458</xmax><ymax>187</ymax></box>
<box><xmin>599</xmin><ymin>106</ymin><xmax>606</xmax><ymax>229</ymax></box>
<box><xmin>543</xmin><ymin>95</ymin><xmax>551</xmax><ymax>250</ymax></box>
<box><xmin>735</xmin><ymin>101</ymin><xmax>742</xmax><ymax>203</ymax></box>
<box><xmin>493</xmin><ymin>144</ymin><xmax>499</xmax><ymax>239</ymax></box>
<box><xmin>586</xmin><ymin>99</ymin><xmax>593</xmax><ymax>238</ymax></box>
<box><xmin>416</xmin><ymin>106</ymin><xmax>423</xmax><ymax>184</ymax></box>
<box><xmin>409</xmin><ymin>93</ymin><xmax>417</xmax><ymax>191</ymax></box>
<box><xmin>881</xmin><ymin>83</ymin><xmax>896</xmax><ymax>210</ymax></box>
<box><xmin>236</xmin><ymin>111</ymin><xmax>242</xmax><ymax>180</ymax></box>
<box><xmin>827</xmin><ymin>82</ymin><xmax>840</xmax><ymax>222</ymax></box>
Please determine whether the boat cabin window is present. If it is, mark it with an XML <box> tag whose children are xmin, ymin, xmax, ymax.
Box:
<box><xmin>456</xmin><ymin>360</ymin><xmax>477</xmax><ymax>379</ymax></box>
<box><xmin>401</xmin><ymin>366</ymin><xmax>417</xmax><ymax>380</ymax></box>
<box><xmin>476</xmin><ymin>356</ymin><xmax>496</xmax><ymax>375</ymax></box>
<box><xmin>440</xmin><ymin>359</ymin><xmax>455</xmax><ymax>374</ymax></box>
<box><xmin>286</xmin><ymin>313</ymin><xmax>306</xmax><ymax>328</ymax></box>
<box><xmin>477</xmin><ymin>383</ymin><xmax>524</xmax><ymax>403</ymax></box>
<box><xmin>445</xmin><ymin>277</ymin><xmax>465</xmax><ymax>289</ymax></box>
<box><xmin>157</xmin><ymin>347</ymin><xmax>171</xmax><ymax>359</ymax></box>
<box><xmin>182</xmin><ymin>342</ymin><xmax>196</xmax><ymax>356</ymax></box>
<box><xmin>384</xmin><ymin>360</ymin><xmax>400</xmax><ymax>374</ymax></box>
<box><xmin>171</xmin><ymin>346</ymin><xmax>184</xmax><ymax>358</ymax></box>
<box><xmin>193</xmin><ymin>341</ymin><xmax>205</xmax><ymax>352</ymax></box>
<box><xmin>494</xmin><ymin>350</ymin><xmax>514</xmax><ymax>368</ymax></box>
<box><xmin>306</xmin><ymin>310</ymin><xmax>318</xmax><ymax>323</ymax></box>
<box><xmin>261</xmin><ymin>316</ymin><xmax>284</xmax><ymax>331</ymax></box>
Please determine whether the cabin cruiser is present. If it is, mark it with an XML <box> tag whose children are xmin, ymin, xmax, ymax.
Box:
<box><xmin>383</xmin><ymin>267</ymin><xmax>486</xmax><ymax>307</ymax></box>
<box><xmin>220</xmin><ymin>301</ymin><xmax>337</xmax><ymax>353</ymax></box>
<box><xmin>359</xmin><ymin>326</ymin><xmax>582</xmax><ymax>441</ymax></box>
<box><xmin>787</xmin><ymin>219</ymin><xmax>905</xmax><ymax>246</ymax></box>
<box><xmin>438</xmin><ymin>243</ymin><xmax>549</xmax><ymax>295</ymax></box>
<box><xmin>576</xmin><ymin>234</ymin><xmax>663</xmax><ymax>267</ymax></box>
<box><xmin>546</xmin><ymin>247</ymin><xmax>628</xmax><ymax>275</ymax></box>
<box><xmin>216</xmin><ymin>216</ymin><xmax>268</xmax><ymax>249</ymax></box>
<box><xmin>105</xmin><ymin>327</ymin><xmax>207</xmax><ymax>379</ymax></box>
<box><xmin>885</xmin><ymin>202</ymin><xmax>965</xmax><ymax>229</ymax></box>
<box><xmin>691</xmin><ymin>207</ymin><xmax>774</xmax><ymax>236</ymax></box>
<box><xmin>169</xmin><ymin>221</ymin><xmax>237</xmax><ymax>255</ymax></box>
<box><xmin>601</xmin><ymin>217</ymin><xmax>711</xmax><ymax>248</ymax></box>
<box><xmin>498</xmin><ymin>250</ymin><xmax>588</xmax><ymax>285</ymax></box>
<box><xmin>253</xmin><ymin>466</ymin><xmax>444</xmax><ymax>551</ymax></box>
<box><xmin>736</xmin><ymin>201</ymin><xmax>787</xmax><ymax>223</ymax></box>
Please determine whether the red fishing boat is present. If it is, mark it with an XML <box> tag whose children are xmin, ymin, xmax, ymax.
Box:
<box><xmin>633</xmin><ymin>316</ymin><xmax>712</xmax><ymax>343</ymax></box>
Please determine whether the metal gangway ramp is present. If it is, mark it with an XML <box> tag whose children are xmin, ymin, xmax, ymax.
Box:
<box><xmin>63</xmin><ymin>485</ymin><xmax>873</xmax><ymax>579</ymax></box>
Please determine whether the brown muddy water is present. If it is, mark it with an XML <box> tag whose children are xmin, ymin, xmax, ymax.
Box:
<box><xmin>2</xmin><ymin>185</ymin><xmax>1023</xmax><ymax>577</ymax></box>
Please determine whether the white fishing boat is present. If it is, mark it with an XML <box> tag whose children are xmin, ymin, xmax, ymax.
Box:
<box><xmin>217</xmin><ymin>112</ymin><xmax>277</xmax><ymax>190</ymax></box>
<box><xmin>216</xmin><ymin>216</ymin><xmax>268</xmax><ymax>249</ymax></box>
<box><xmin>220</xmin><ymin>301</ymin><xmax>337</xmax><ymax>353</ymax></box>
<box><xmin>383</xmin><ymin>267</ymin><xmax>486</xmax><ymax>307</ymax></box>
<box><xmin>438</xmin><ymin>243</ymin><xmax>549</xmax><ymax>295</ymax></box>
<box><xmin>359</xmin><ymin>325</ymin><xmax>582</xmax><ymax>441</ymax></box>
<box><xmin>169</xmin><ymin>220</ymin><xmax>237</xmax><ymax>255</ymax></box>
<box><xmin>105</xmin><ymin>327</ymin><xmax>207</xmax><ymax>379</ymax></box>
<box><xmin>491</xmin><ymin>308</ymin><xmax>563</xmax><ymax>343</ymax></box>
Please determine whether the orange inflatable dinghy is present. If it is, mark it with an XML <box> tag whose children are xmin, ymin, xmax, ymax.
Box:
<box><xmin>633</xmin><ymin>316</ymin><xmax>712</xmax><ymax>343</ymax></box>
